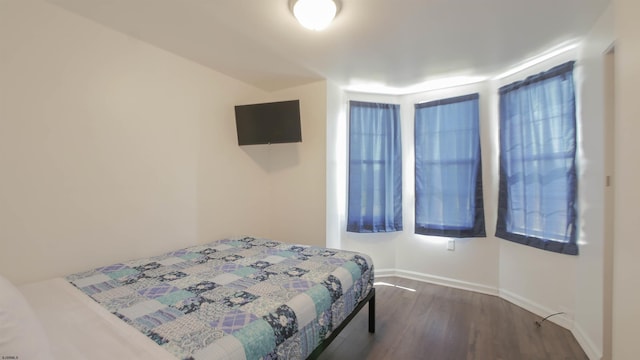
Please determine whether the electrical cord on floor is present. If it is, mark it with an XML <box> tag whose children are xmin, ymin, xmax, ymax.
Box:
<box><xmin>535</xmin><ymin>312</ymin><xmax>565</xmax><ymax>327</ymax></box>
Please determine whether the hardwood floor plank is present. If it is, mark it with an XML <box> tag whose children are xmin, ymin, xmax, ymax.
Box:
<box><xmin>318</xmin><ymin>277</ymin><xmax>588</xmax><ymax>360</ymax></box>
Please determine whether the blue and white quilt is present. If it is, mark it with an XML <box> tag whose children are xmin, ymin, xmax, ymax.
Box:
<box><xmin>66</xmin><ymin>237</ymin><xmax>374</xmax><ymax>359</ymax></box>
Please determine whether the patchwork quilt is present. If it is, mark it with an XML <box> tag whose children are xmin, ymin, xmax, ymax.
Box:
<box><xmin>66</xmin><ymin>237</ymin><xmax>374</xmax><ymax>359</ymax></box>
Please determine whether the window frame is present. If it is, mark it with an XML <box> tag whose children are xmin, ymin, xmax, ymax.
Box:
<box><xmin>346</xmin><ymin>100</ymin><xmax>403</xmax><ymax>233</ymax></box>
<box><xmin>414</xmin><ymin>93</ymin><xmax>486</xmax><ymax>238</ymax></box>
<box><xmin>495</xmin><ymin>61</ymin><xmax>579</xmax><ymax>255</ymax></box>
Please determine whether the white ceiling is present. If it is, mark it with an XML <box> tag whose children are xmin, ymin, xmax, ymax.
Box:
<box><xmin>47</xmin><ymin>0</ymin><xmax>610</xmax><ymax>92</ymax></box>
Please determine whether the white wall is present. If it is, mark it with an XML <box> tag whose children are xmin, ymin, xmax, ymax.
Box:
<box><xmin>494</xmin><ymin>49</ymin><xmax>580</xmax><ymax>331</ymax></box>
<box><xmin>329</xmin><ymin>53</ymin><xmax>583</xmax><ymax>301</ymax></box>
<box><xmin>198</xmin><ymin>78</ymin><xmax>327</xmax><ymax>248</ymax></box>
<box><xmin>329</xmin><ymin>91</ymin><xmax>402</xmax><ymax>271</ymax></box>
<box><xmin>0</xmin><ymin>0</ymin><xmax>277</xmax><ymax>284</ymax></box>
<box><xmin>397</xmin><ymin>83</ymin><xmax>500</xmax><ymax>293</ymax></box>
<box><xmin>574</xmin><ymin>6</ymin><xmax>614</xmax><ymax>359</ymax></box>
<box><xmin>327</xmin><ymin>15</ymin><xmax>613</xmax><ymax>358</ymax></box>
<box><xmin>0</xmin><ymin>0</ymin><xmax>328</xmax><ymax>285</ymax></box>
<box><xmin>326</xmin><ymin>81</ymin><xmax>344</xmax><ymax>250</ymax></box>
<box><xmin>328</xmin><ymin>82</ymin><xmax>501</xmax><ymax>294</ymax></box>
<box><xmin>249</xmin><ymin>81</ymin><xmax>328</xmax><ymax>247</ymax></box>
<box><xmin>612</xmin><ymin>0</ymin><xmax>640</xmax><ymax>358</ymax></box>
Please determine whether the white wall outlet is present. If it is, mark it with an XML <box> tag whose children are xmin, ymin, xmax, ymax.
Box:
<box><xmin>447</xmin><ymin>240</ymin><xmax>455</xmax><ymax>251</ymax></box>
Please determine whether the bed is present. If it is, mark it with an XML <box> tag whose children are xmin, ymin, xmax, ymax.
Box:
<box><xmin>1</xmin><ymin>236</ymin><xmax>375</xmax><ymax>359</ymax></box>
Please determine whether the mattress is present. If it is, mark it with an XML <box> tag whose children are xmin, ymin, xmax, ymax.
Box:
<box><xmin>61</xmin><ymin>236</ymin><xmax>374</xmax><ymax>359</ymax></box>
<box><xmin>19</xmin><ymin>277</ymin><xmax>176</xmax><ymax>360</ymax></box>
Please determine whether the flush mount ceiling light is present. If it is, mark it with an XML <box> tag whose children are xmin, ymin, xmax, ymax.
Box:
<box><xmin>291</xmin><ymin>0</ymin><xmax>339</xmax><ymax>31</ymax></box>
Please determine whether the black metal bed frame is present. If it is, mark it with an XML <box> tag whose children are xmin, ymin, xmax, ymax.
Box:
<box><xmin>306</xmin><ymin>287</ymin><xmax>376</xmax><ymax>359</ymax></box>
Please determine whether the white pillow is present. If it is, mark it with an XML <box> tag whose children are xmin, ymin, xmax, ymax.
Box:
<box><xmin>0</xmin><ymin>275</ymin><xmax>53</xmax><ymax>360</ymax></box>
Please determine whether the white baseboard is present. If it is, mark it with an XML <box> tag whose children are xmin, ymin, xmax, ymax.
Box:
<box><xmin>375</xmin><ymin>268</ymin><xmax>601</xmax><ymax>360</ymax></box>
<box><xmin>375</xmin><ymin>268</ymin><xmax>498</xmax><ymax>296</ymax></box>
<box><xmin>572</xmin><ymin>322</ymin><xmax>602</xmax><ymax>360</ymax></box>
<box><xmin>499</xmin><ymin>288</ymin><xmax>573</xmax><ymax>329</ymax></box>
<box><xmin>500</xmin><ymin>290</ymin><xmax>602</xmax><ymax>360</ymax></box>
<box><xmin>374</xmin><ymin>268</ymin><xmax>396</xmax><ymax>278</ymax></box>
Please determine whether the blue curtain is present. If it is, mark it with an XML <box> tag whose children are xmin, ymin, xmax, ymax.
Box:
<box><xmin>414</xmin><ymin>94</ymin><xmax>485</xmax><ymax>238</ymax></box>
<box><xmin>496</xmin><ymin>61</ymin><xmax>578</xmax><ymax>255</ymax></box>
<box><xmin>347</xmin><ymin>101</ymin><xmax>403</xmax><ymax>233</ymax></box>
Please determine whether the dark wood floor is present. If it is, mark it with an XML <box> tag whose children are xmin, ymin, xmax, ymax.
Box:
<box><xmin>318</xmin><ymin>277</ymin><xmax>587</xmax><ymax>360</ymax></box>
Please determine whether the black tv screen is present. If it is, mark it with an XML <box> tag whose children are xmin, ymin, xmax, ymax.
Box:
<box><xmin>234</xmin><ymin>100</ymin><xmax>302</xmax><ymax>146</ymax></box>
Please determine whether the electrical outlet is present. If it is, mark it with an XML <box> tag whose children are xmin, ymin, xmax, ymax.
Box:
<box><xmin>447</xmin><ymin>240</ymin><xmax>455</xmax><ymax>251</ymax></box>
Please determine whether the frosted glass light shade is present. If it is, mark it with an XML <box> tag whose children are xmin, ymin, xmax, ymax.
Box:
<box><xmin>293</xmin><ymin>0</ymin><xmax>337</xmax><ymax>31</ymax></box>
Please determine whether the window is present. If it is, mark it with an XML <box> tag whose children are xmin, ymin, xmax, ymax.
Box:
<box><xmin>414</xmin><ymin>94</ymin><xmax>486</xmax><ymax>238</ymax></box>
<box><xmin>347</xmin><ymin>101</ymin><xmax>403</xmax><ymax>233</ymax></box>
<box><xmin>496</xmin><ymin>61</ymin><xmax>578</xmax><ymax>255</ymax></box>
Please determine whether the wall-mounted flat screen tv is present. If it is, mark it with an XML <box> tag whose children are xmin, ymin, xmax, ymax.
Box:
<box><xmin>234</xmin><ymin>100</ymin><xmax>302</xmax><ymax>146</ymax></box>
